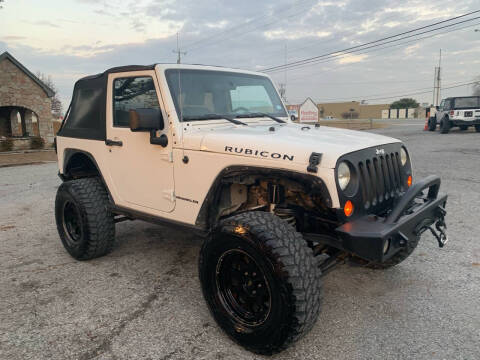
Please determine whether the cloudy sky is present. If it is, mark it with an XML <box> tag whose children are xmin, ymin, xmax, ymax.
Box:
<box><xmin>1</xmin><ymin>0</ymin><xmax>479</xmax><ymax>110</ymax></box>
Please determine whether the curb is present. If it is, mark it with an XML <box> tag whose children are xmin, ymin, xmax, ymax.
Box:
<box><xmin>0</xmin><ymin>149</ymin><xmax>55</xmax><ymax>155</ymax></box>
<box><xmin>0</xmin><ymin>161</ymin><xmax>57</xmax><ymax>168</ymax></box>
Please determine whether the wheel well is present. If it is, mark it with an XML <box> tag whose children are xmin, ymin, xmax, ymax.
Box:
<box><xmin>64</xmin><ymin>151</ymin><xmax>100</xmax><ymax>180</ymax></box>
<box><xmin>196</xmin><ymin>167</ymin><xmax>335</xmax><ymax>231</ymax></box>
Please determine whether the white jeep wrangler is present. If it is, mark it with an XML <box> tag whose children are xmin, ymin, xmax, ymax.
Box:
<box><xmin>428</xmin><ymin>96</ymin><xmax>480</xmax><ymax>133</ymax></box>
<box><xmin>54</xmin><ymin>64</ymin><xmax>448</xmax><ymax>354</ymax></box>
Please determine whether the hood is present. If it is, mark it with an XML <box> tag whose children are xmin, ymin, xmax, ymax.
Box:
<box><xmin>183</xmin><ymin>121</ymin><xmax>400</xmax><ymax>169</ymax></box>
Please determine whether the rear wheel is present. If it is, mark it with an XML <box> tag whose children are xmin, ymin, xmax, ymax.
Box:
<box><xmin>199</xmin><ymin>212</ymin><xmax>322</xmax><ymax>355</ymax></box>
<box><xmin>440</xmin><ymin>117</ymin><xmax>450</xmax><ymax>134</ymax></box>
<box><xmin>428</xmin><ymin>117</ymin><xmax>436</xmax><ymax>131</ymax></box>
<box><xmin>55</xmin><ymin>177</ymin><xmax>115</xmax><ymax>260</ymax></box>
<box><xmin>475</xmin><ymin>125</ymin><xmax>480</xmax><ymax>132</ymax></box>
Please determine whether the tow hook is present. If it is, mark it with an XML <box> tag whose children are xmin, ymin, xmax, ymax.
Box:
<box><xmin>428</xmin><ymin>206</ymin><xmax>448</xmax><ymax>248</ymax></box>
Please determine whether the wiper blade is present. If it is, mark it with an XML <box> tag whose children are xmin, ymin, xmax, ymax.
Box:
<box><xmin>182</xmin><ymin>113</ymin><xmax>247</xmax><ymax>125</ymax></box>
<box><xmin>235</xmin><ymin>112</ymin><xmax>285</xmax><ymax>123</ymax></box>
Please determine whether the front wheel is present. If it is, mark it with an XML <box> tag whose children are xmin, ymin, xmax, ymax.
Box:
<box><xmin>475</xmin><ymin>125</ymin><xmax>480</xmax><ymax>132</ymax></box>
<box><xmin>199</xmin><ymin>212</ymin><xmax>322</xmax><ymax>355</ymax></box>
<box><xmin>428</xmin><ymin>117</ymin><xmax>436</xmax><ymax>131</ymax></box>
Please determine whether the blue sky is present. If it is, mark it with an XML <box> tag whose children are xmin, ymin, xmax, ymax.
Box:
<box><xmin>1</xmin><ymin>0</ymin><xmax>479</xmax><ymax>110</ymax></box>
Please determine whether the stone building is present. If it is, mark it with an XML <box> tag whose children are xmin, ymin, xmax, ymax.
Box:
<box><xmin>0</xmin><ymin>51</ymin><xmax>55</xmax><ymax>148</ymax></box>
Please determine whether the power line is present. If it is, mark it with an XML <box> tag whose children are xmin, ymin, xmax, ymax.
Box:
<box><xmin>260</xmin><ymin>12</ymin><xmax>405</xmax><ymax>59</ymax></box>
<box><xmin>262</xmin><ymin>10</ymin><xmax>480</xmax><ymax>73</ymax></box>
<box><xmin>290</xmin><ymin>81</ymin><xmax>478</xmax><ymax>104</ymax></box>
<box><xmin>183</xmin><ymin>0</ymin><xmax>315</xmax><ymax>51</ymax></box>
<box><xmin>265</xmin><ymin>15</ymin><xmax>480</xmax><ymax>73</ymax></box>
<box><xmin>274</xmin><ymin>20</ymin><xmax>480</xmax><ymax>82</ymax></box>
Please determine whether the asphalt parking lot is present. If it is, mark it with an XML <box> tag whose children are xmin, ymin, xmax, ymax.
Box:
<box><xmin>1</xmin><ymin>122</ymin><xmax>479</xmax><ymax>360</ymax></box>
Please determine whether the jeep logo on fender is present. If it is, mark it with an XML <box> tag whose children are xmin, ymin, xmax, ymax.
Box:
<box><xmin>376</xmin><ymin>148</ymin><xmax>385</xmax><ymax>155</ymax></box>
<box><xmin>225</xmin><ymin>146</ymin><xmax>294</xmax><ymax>161</ymax></box>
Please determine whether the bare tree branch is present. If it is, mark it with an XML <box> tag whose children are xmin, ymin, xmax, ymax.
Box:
<box><xmin>36</xmin><ymin>71</ymin><xmax>63</xmax><ymax>117</ymax></box>
<box><xmin>473</xmin><ymin>76</ymin><xmax>480</xmax><ymax>96</ymax></box>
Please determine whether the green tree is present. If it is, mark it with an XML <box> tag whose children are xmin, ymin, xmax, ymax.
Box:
<box><xmin>390</xmin><ymin>98</ymin><xmax>419</xmax><ymax>109</ymax></box>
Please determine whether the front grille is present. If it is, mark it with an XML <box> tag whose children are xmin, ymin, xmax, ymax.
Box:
<box><xmin>357</xmin><ymin>152</ymin><xmax>404</xmax><ymax>210</ymax></box>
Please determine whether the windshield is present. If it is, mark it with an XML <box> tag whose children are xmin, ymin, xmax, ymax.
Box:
<box><xmin>453</xmin><ymin>97</ymin><xmax>480</xmax><ymax>109</ymax></box>
<box><xmin>165</xmin><ymin>69</ymin><xmax>287</xmax><ymax>121</ymax></box>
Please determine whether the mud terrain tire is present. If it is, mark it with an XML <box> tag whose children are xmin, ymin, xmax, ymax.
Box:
<box><xmin>428</xmin><ymin>117</ymin><xmax>436</xmax><ymax>131</ymax></box>
<box><xmin>440</xmin><ymin>116</ymin><xmax>450</xmax><ymax>134</ymax></box>
<box><xmin>55</xmin><ymin>177</ymin><xmax>115</xmax><ymax>260</ymax></box>
<box><xmin>199</xmin><ymin>211</ymin><xmax>321</xmax><ymax>355</ymax></box>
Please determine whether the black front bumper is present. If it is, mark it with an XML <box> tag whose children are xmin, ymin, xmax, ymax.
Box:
<box><xmin>335</xmin><ymin>175</ymin><xmax>448</xmax><ymax>263</ymax></box>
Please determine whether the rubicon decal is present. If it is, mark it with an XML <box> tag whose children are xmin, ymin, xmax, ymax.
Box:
<box><xmin>225</xmin><ymin>146</ymin><xmax>294</xmax><ymax>161</ymax></box>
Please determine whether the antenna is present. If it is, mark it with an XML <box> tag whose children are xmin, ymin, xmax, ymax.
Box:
<box><xmin>279</xmin><ymin>43</ymin><xmax>288</xmax><ymax>102</ymax></box>
<box><xmin>172</xmin><ymin>33</ymin><xmax>187</xmax><ymax>64</ymax></box>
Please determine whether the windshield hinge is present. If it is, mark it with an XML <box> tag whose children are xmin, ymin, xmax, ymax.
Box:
<box><xmin>307</xmin><ymin>152</ymin><xmax>322</xmax><ymax>173</ymax></box>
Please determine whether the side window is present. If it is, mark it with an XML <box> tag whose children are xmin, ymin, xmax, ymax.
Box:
<box><xmin>443</xmin><ymin>100</ymin><xmax>450</xmax><ymax>111</ymax></box>
<box><xmin>113</xmin><ymin>76</ymin><xmax>160</xmax><ymax>127</ymax></box>
<box><xmin>439</xmin><ymin>99</ymin><xmax>445</xmax><ymax>110</ymax></box>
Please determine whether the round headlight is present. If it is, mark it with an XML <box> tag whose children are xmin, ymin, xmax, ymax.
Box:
<box><xmin>338</xmin><ymin>162</ymin><xmax>351</xmax><ymax>191</ymax></box>
<box><xmin>400</xmin><ymin>147</ymin><xmax>408</xmax><ymax>166</ymax></box>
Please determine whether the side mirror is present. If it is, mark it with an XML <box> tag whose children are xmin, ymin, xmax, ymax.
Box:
<box><xmin>129</xmin><ymin>108</ymin><xmax>164</xmax><ymax>132</ymax></box>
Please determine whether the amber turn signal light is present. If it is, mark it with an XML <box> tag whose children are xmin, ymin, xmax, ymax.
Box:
<box><xmin>407</xmin><ymin>175</ymin><xmax>412</xmax><ymax>187</ymax></box>
<box><xmin>344</xmin><ymin>200</ymin><xmax>354</xmax><ymax>217</ymax></box>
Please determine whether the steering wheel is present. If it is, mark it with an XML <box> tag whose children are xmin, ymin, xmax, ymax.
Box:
<box><xmin>233</xmin><ymin>107</ymin><xmax>250</xmax><ymax>113</ymax></box>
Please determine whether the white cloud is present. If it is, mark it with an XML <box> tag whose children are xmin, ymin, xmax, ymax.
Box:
<box><xmin>264</xmin><ymin>30</ymin><xmax>331</xmax><ymax>40</ymax></box>
<box><xmin>206</xmin><ymin>20</ymin><xmax>229</xmax><ymax>29</ymax></box>
<box><xmin>337</xmin><ymin>53</ymin><xmax>368</xmax><ymax>64</ymax></box>
<box><xmin>405</xmin><ymin>43</ymin><xmax>420</xmax><ymax>55</ymax></box>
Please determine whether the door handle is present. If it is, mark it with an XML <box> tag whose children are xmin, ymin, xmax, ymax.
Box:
<box><xmin>105</xmin><ymin>139</ymin><xmax>123</xmax><ymax>146</ymax></box>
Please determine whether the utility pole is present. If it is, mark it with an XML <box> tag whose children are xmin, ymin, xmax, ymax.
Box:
<box><xmin>172</xmin><ymin>33</ymin><xmax>187</xmax><ymax>64</ymax></box>
<box><xmin>436</xmin><ymin>49</ymin><xmax>442</xmax><ymax>106</ymax></box>
<box><xmin>433</xmin><ymin>49</ymin><xmax>442</xmax><ymax>106</ymax></box>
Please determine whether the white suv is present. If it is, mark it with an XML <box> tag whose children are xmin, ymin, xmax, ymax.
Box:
<box><xmin>428</xmin><ymin>96</ymin><xmax>480</xmax><ymax>133</ymax></box>
<box><xmin>54</xmin><ymin>64</ymin><xmax>448</xmax><ymax>354</ymax></box>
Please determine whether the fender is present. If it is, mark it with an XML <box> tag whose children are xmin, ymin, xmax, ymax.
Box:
<box><xmin>195</xmin><ymin>165</ymin><xmax>332</xmax><ymax>229</ymax></box>
<box><xmin>61</xmin><ymin>148</ymin><xmax>114</xmax><ymax>202</ymax></box>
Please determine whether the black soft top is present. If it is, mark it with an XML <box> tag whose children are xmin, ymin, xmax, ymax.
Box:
<box><xmin>444</xmin><ymin>96</ymin><xmax>480</xmax><ymax>110</ymax></box>
<box><xmin>57</xmin><ymin>64</ymin><xmax>156</xmax><ymax>140</ymax></box>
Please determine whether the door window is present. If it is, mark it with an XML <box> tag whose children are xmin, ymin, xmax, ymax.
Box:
<box><xmin>443</xmin><ymin>100</ymin><xmax>451</xmax><ymax>111</ymax></box>
<box><xmin>439</xmin><ymin>99</ymin><xmax>445</xmax><ymax>110</ymax></box>
<box><xmin>113</xmin><ymin>76</ymin><xmax>160</xmax><ymax>127</ymax></box>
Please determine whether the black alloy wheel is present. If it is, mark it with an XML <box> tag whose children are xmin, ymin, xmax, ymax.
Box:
<box><xmin>215</xmin><ymin>249</ymin><xmax>272</xmax><ymax>327</ymax></box>
<box><xmin>62</xmin><ymin>201</ymin><xmax>83</xmax><ymax>247</ymax></box>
